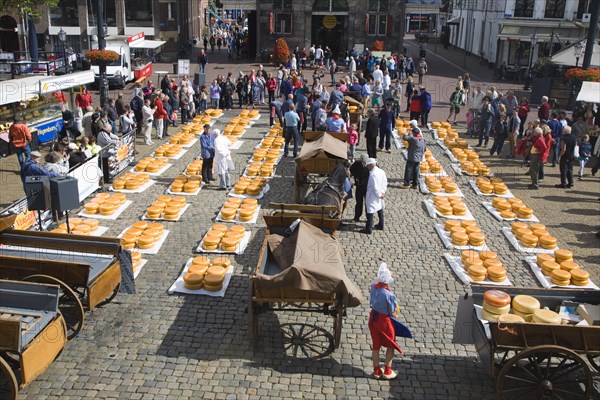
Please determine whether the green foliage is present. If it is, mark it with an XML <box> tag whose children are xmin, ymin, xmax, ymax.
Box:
<box><xmin>1</xmin><ymin>0</ymin><xmax>59</xmax><ymax>17</ymax></box>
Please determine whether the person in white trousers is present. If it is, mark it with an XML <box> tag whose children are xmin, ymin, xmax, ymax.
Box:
<box><xmin>142</xmin><ymin>99</ymin><xmax>155</xmax><ymax>145</ymax></box>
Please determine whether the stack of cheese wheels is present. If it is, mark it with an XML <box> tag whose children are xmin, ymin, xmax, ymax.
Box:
<box><xmin>130</xmin><ymin>250</ymin><xmax>143</xmax><ymax>274</ymax></box>
<box><xmin>135</xmin><ymin>157</ymin><xmax>169</xmax><ymax>173</ymax></box>
<box><xmin>511</xmin><ymin>295</ymin><xmax>540</xmax><ymax>322</ymax></box>
<box><xmin>532</xmin><ymin>309</ymin><xmax>562</xmax><ymax>325</ymax></box>
<box><xmin>482</xmin><ymin>290</ymin><xmax>511</xmax><ymax>322</ymax></box>
<box><xmin>435</xmin><ymin>196</ymin><xmax>468</xmax><ymax>217</ymax></box>
<box><xmin>146</xmin><ymin>195</ymin><xmax>187</xmax><ymax>220</ymax></box>
<box><xmin>550</xmin><ymin>269</ymin><xmax>571</xmax><ymax>286</ymax></box>
<box><xmin>185</xmin><ymin>159</ymin><xmax>203</xmax><ymax>176</ymax></box>
<box><xmin>537</xmin><ymin>254</ymin><xmax>561</xmax><ymax>276</ymax></box>
<box><xmin>204</xmin><ymin>263</ymin><xmax>227</xmax><ymax>291</ymax></box>
<box><xmin>170</xmin><ymin>174</ymin><xmax>202</xmax><ymax>193</ymax></box>
<box><xmin>233</xmin><ymin>177</ymin><xmax>267</xmax><ymax>196</ymax></box>
<box><xmin>120</xmin><ymin>222</ymin><xmax>164</xmax><ymax>250</ymax></box>
<box><xmin>220</xmin><ymin>198</ymin><xmax>242</xmax><ymax>221</ymax></box>
<box><xmin>206</xmin><ymin>108</ymin><xmax>224</xmax><ymax>118</ymax></box>
<box><xmin>183</xmin><ymin>256</ymin><xmax>211</xmax><ymax>290</ymax></box>
<box><xmin>424</xmin><ymin>157</ymin><xmax>444</xmax><ymax>174</ymax></box>
<box><xmin>84</xmin><ymin>193</ymin><xmax>126</xmax><ymax>216</ymax></box>
<box><xmin>169</xmin><ymin>132</ymin><xmax>195</xmax><ymax>145</ymax></box>
<box><xmin>202</xmin><ymin>225</ymin><xmax>246</xmax><ymax>251</ymax></box>
<box><xmin>475</xmin><ymin>177</ymin><xmax>507</xmax><ymax>195</ymax></box>
<box><xmin>267</xmin><ymin>125</ymin><xmax>283</xmax><ymax>137</ymax></box>
<box><xmin>154</xmin><ymin>143</ymin><xmax>183</xmax><ymax>158</ymax></box>
<box><xmin>461</xmin><ymin>250</ymin><xmax>505</xmax><ymax>282</ymax></box>
<box><xmin>424</xmin><ymin>176</ymin><xmax>457</xmax><ymax>193</ymax></box>
<box><xmin>51</xmin><ymin>218</ymin><xmax>100</xmax><ymax>235</ymax></box>
<box><xmin>112</xmin><ymin>172</ymin><xmax>150</xmax><ymax>191</ymax></box>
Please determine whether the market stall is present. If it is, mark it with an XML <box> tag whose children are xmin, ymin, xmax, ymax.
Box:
<box><xmin>0</xmin><ymin>70</ymin><xmax>95</xmax><ymax>153</ymax></box>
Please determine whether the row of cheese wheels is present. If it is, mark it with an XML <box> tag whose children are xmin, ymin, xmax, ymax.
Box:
<box><xmin>170</xmin><ymin>174</ymin><xmax>202</xmax><ymax>193</ymax></box>
<box><xmin>183</xmin><ymin>256</ymin><xmax>231</xmax><ymax>291</ymax></box>
<box><xmin>120</xmin><ymin>222</ymin><xmax>165</xmax><ymax>250</ymax></box>
<box><xmin>112</xmin><ymin>172</ymin><xmax>151</xmax><ymax>191</ymax></box>
<box><xmin>168</xmin><ymin>132</ymin><xmax>195</xmax><ymax>145</ymax></box>
<box><xmin>267</xmin><ymin>124</ymin><xmax>284</xmax><ymax>137</ymax></box>
<box><xmin>220</xmin><ymin>198</ymin><xmax>258</xmax><ymax>221</ymax></box>
<box><xmin>424</xmin><ymin>176</ymin><xmax>458</xmax><ymax>194</ymax></box>
<box><xmin>535</xmin><ymin>251</ymin><xmax>590</xmax><ymax>286</ymax></box>
<box><xmin>460</xmin><ymin>159</ymin><xmax>491</xmax><ymax>176</ymax></box>
<box><xmin>84</xmin><ymin>193</ymin><xmax>127</xmax><ymax>215</ymax></box>
<box><xmin>482</xmin><ymin>290</ymin><xmax>562</xmax><ymax>324</ymax></box>
<box><xmin>135</xmin><ymin>157</ymin><xmax>169</xmax><ymax>173</ymax></box>
<box><xmin>443</xmin><ymin>219</ymin><xmax>486</xmax><ymax>248</ymax></box>
<box><xmin>419</xmin><ymin>155</ymin><xmax>445</xmax><ymax>174</ymax></box>
<box><xmin>154</xmin><ymin>143</ymin><xmax>184</xmax><ymax>158</ymax></box>
<box><xmin>475</xmin><ymin>176</ymin><xmax>508</xmax><ymax>195</ymax></box>
<box><xmin>492</xmin><ymin>197</ymin><xmax>534</xmax><ymax>220</ymax></box>
<box><xmin>434</xmin><ymin>195</ymin><xmax>469</xmax><ymax>217</ymax></box>
<box><xmin>460</xmin><ymin>249</ymin><xmax>506</xmax><ymax>283</ymax></box>
<box><xmin>202</xmin><ymin>224</ymin><xmax>247</xmax><ymax>251</ymax></box>
<box><xmin>232</xmin><ymin>177</ymin><xmax>268</xmax><ymax>196</ymax></box>
<box><xmin>146</xmin><ymin>195</ymin><xmax>187</xmax><ymax>220</ymax></box>
<box><xmin>50</xmin><ymin>218</ymin><xmax>100</xmax><ymax>235</ymax></box>
<box><xmin>511</xmin><ymin>221</ymin><xmax>557</xmax><ymax>249</ymax></box>
<box><xmin>451</xmin><ymin>147</ymin><xmax>480</xmax><ymax>162</ymax></box>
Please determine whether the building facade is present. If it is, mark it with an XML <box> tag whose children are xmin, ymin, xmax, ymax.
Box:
<box><xmin>449</xmin><ymin>0</ymin><xmax>595</xmax><ymax>67</ymax></box>
<box><xmin>256</xmin><ymin>0</ymin><xmax>405</xmax><ymax>60</ymax></box>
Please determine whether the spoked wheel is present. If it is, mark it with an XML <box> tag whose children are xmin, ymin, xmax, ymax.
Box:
<box><xmin>23</xmin><ymin>275</ymin><xmax>84</xmax><ymax>340</ymax></box>
<box><xmin>0</xmin><ymin>356</ymin><xmax>18</xmax><ymax>400</ymax></box>
<box><xmin>496</xmin><ymin>345</ymin><xmax>593</xmax><ymax>400</ymax></box>
<box><xmin>586</xmin><ymin>354</ymin><xmax>600</xmax><ymax>372</ymax></box>
<box><xmin>281</xmin><ymin>323</ymin><xmax>334</xmax><ymax>359</ymax></box>
<box><xmin>332</xmin><ymin>298</ymin><xmax>344</xmax><ymax>349</ymax></box>
<box><xmin>95</xmin><ymin>282</ymin><xmax>121</xmax><ymax>307</ymax></box>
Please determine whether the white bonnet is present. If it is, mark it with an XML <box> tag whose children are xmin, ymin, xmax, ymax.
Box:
<box><xmin>377</xmin><ymin>262</ymin><xmax>393</xmax><ymax>284</ymax></box>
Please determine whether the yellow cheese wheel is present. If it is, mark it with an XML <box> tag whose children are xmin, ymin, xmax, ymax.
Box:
<box><xmin>560</xmin><ymin>261</ymin><xmax>580</xmax><ymax>272</ymax></box>
<box><xmin>483</xmin><ymin>290</ymin><xmax>511</xmax><ymax>307</ymax></box>
<box><xmin>512</xmin><ymin>295</ymin><xmax>541</xmax><ymax>314</ymax></box>
<box><xmin>497</xmin><ymin>313</ymin><xmax>525</xmax><ymax>323</ymax></box>
<box><xmin>479</xmin><ymin>250</ymin><xmax>497</xmax><ymax>261</ymax></box>
<box><xmin>511</xmin><ymin>309</ymin><xmax>533</xmax><ymax>322</ymax></box>
<box><xmin>487</xmin><ymin>266</ymin><xmax>506</xmax><ymax>282</ymax></box>
<box><xmin>554</xmin><ymin>249</ymin><xmax>573</xmax><ymax>262</ymax></box>
<box><xmin>191</xmin><ymin>256</ymin><xmax>211</xmax><ymax>267</ymax></box>
<box><xmin>532</xmin><ymin>309</ymin><xmax>561</xmax><ymax>325</ymax></box>
<box><xmin>483</xmin><ymin>302</ymin><xmax>510</xmax><ymax>315</ymax></box>
<box><xmin>481</xmin><ymin>308</ymin><xmax>503</xmax><ymax>322</ymax></box>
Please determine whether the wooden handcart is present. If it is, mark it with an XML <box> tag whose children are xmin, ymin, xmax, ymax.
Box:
<box><xmin>0</xmin><ymin>280</ymin><xmax>68</xmax><ymax>400</ymax></box>
<box><xmin>0</xmin><ymin>227</ymin><xmax>123</xmax><ymax>339</ymax></box>
<box><xmin>263</xmin><ymin>203</ymin><xmax>342</xmax><ymax>234</ymax></box>
<box><xmin>248</xmin><ymin>219</ymin><xmax>362</xmax><ymax>354</ymax></box>
<box><xmin>294</xmin><ymin>132</ymin><xmax>347</xmax><ymax>202</ymax></box>
<box><xmin>455</xmin><ymin>285</ymin><xmax>600</xmax><ymax>399</ymax></box>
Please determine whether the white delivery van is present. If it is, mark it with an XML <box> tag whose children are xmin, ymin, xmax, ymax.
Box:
<box><xmin>91</xmin><ymin>32</ymin><xmax>165</xmax><ymax>88</ymax></box>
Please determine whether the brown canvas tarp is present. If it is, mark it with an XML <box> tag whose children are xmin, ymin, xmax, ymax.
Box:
<box><xmin>254</xmin><ymin>220</ymin><xmax>363</xmax><ymax>307</ymax></box>
<box><xmin>295</xmin><ymin>132</ymin><xmax>347</xmax><ymax>163</ymax></box>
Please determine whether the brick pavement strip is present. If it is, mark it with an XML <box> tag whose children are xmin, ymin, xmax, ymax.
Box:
<box><xmin>11</xmin><ymin>51</ymin><xmax>600</xmax><ymax>399</ymax></box>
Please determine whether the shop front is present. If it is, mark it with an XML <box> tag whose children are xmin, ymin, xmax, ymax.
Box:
<box><xmin>311</xmin><ymin>14</ymin><xmax>348</xmax><ymax>60</ymax></box>
<box><xmin>406</xmin><ymin>13</ymin><xmax>435</xmax><ymax>33</ymax></box>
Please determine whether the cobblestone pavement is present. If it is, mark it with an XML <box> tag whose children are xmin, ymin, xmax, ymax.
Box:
<box><xmin>8</xmin><ymin>41</ymin><xmax>600</xmax><ymax>399</ymax></box>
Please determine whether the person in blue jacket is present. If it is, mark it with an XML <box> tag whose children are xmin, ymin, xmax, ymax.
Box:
<box><xmin>419</xmin><ymin>87</ymin><xmax>432</xmax><ymax>127</ymax></box>
<box><xmin>20</xmin><ymin>151</ymin><xmax>60</xmax><ymax>192</ymax></box>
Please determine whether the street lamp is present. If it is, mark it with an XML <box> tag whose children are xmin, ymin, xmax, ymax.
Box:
<box><xmin>58</xmin><ymin>27</ymin><xmax>67</xmax><ymax>73</ymax></box>
<box><xmin>574</xmin><ymin>41</ymin><xmax>584</xmax><ymax>67</ymax></box>
<box><xmin>524</xmin><ymin>32</ymin><xmax>537</xmax><ymax>91</ymax></box>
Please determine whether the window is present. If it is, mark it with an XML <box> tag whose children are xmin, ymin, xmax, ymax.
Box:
<box><xmin>87</xmin><ymin>0</ymin><xmax>117</xmax><ymax>27</ymax></box>
<box><xmin>125</xmin><ymin>1</ymin><xmax>153</xmax><ymax>27</ymax></box>
<box><xmin>313</xmin><ymin>0</ymin><xmax>349</xmax><ymax>11</ymax></box>
<box><xmin>544</xmin><ymin>0</ymin><xmax>566</xmax><ymax>18</ymax></box>
<box><xmin>513</xmin><ymin>0</ymin><xmax>534</xmax><ymax>18</ymax></box>
<box><xmin>367</xmin><ymin>0</ymin><xmax>390</xmax><ymax>36</ymax></box>
<box><xmin>273</xmin><ymin>0</ymin><xmax>293</xmax><ymax>34</ymax></box>
<box><xmin>50</xmin><ymin>0</ymin><xmax>78</xmax><ymax>26</ymax></box>
<box><xmin>577</xmin><ymin>0</ymin><xmax>591</xmax><ymax>19</ymax></box>
<box><xmin>168</xmin><ymin>3</ymin><xmax>173</xmax><ymax>20</ymax></box>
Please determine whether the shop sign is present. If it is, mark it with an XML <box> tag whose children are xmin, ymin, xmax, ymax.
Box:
<box><xmin>13</xmin><ymin>207</ymin><xmax>38</xmax><ymax>231</ymax></box>
<box><xmin>323</xmin><ymin>15</ymin><xmax>337</xmax><ymax>29</ymax></box>
<box><xmin>108</xmin><ymin>131</ymin><xmax>135</xmax><ymax>178</ymax></box>
<box><xmin>34</xmin><ymin>118</ymin><xmax>63</xmax><ymax>144</ymax></box>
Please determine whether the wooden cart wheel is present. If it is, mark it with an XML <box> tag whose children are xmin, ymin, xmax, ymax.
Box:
<box><xmin>496</xmin><ymin>345</ymin><xmax>593</xmax><ymax>400</ymax></box>
<box><xmin>0</xmin><ymin>356</ymin><xmax>18</xmax><ymax>400</ymax></box>
<box><xmin>96</xmin><ymin>282</ymin><xmax>121</xmax><ymax>307</ymax></box>
<box><xmin>586</xmin><ymin>354</ymin><xmax>600</xmax><ymax>372</ymax></box>
<box><xmin>23</xmin><ymin>274</ymin><xmax>84</xmax><ymax>341</ymax></box>
<box><xmin>281</xmin><ymin>323</ymin><xmax>334</xmax><ymax>359</ymax></box>
<box><xmin>332</xmin><ymin>298</ymin><xmax>344</xmax><ymax>349</ymax></box>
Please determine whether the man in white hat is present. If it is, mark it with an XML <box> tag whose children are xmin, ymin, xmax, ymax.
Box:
<box><xmin>361</xmin><ymin>158</ymin><xmax>387</xmax><ymax>234</ymax></box>
<box><xmin>325</xmin><ymin>106</ymin><xmax>347</xmax><ymax>133</ymax></box>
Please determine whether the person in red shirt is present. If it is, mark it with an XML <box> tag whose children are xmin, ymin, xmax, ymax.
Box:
<box><xmin>8</xmin><ymin>116</ymin><xmax>32</xmax><ymax>166</ymax></box>
<box><xmin>75</xmin><ymin>88</ymin><xmax>92</xmax><ymax>109</ymax></box>
<box><xmin>517</xmin><ymin>97</ymin><xmax>530</xmax><ymax>134</ymax></box>
<box><xmin>537</xmin><ymin>96</ymin><xmax>550</xmax><ymax>121</ymax></box>
<box><xmin>528</xmin><ymin>127</ymin><xmax>548</xmax><ymax>190</ymax></box>
<box><xmin>409</xmin><ymin>89</ymin><xmax>421</xmax><ymax>122</ymax></box>
<box><xmin>153</xmin><ymin>92</ymin><xmax>167</xmax><ymax>139</ymax></box>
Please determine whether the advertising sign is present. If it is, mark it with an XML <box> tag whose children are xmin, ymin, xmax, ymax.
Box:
<box><xmin>33</xmin><ymin>117</ymin><xmax>63</xmax><ymax>144</ymax></box>
<box><xmin>108</xmin><ymin>131</ymin><xmax>135</xmax><ymax>178</ymax></box>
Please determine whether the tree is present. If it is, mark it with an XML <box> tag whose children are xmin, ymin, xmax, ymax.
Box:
<box><xmin>1</xmin><ymin>0</ymin><xmax>59</xmax><ymax>17</ymax></box>
<box><xmin>272</xmin><ymin>37</ymin><xmax>291</xmax><ymax>66</ymax></box>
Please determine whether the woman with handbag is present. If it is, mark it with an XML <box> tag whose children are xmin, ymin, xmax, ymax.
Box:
<box><xmin>368</xmin><ymin>262</ymin><xmax>404</xmax><ymax>380</ymax></box>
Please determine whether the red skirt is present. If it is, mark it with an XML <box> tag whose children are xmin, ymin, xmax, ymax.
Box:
<box><xmin>368</xmin><ymin>310</ymin><xmax>402</xmax><ymax>352</ymax></box>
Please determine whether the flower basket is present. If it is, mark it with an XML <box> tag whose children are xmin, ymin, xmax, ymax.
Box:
<box><xmin>272</xmin><ymin>38</ymin><xmax>290</xmax><ymax>67</ymax></box>
<box><xmin>565</xmin><ymin>68</ymin><xmax>600</xmax><ymax>83</ymax></box>
<box><xmin>86</xmin><ymin>49</ymin><xmax>119</xmax><ymax>66</ymax></box>
<box><xmin>373</xmin><ymin>40</ymin><xmax>384</xmax><ymax>51</ymax></box>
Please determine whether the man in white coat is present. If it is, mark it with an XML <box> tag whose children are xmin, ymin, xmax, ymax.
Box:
<box><xmin>213</xmin><ymin>129</ymin><xmax>233</xmax><ymax>190</ymax></box>
<box><xmin>361</xmin><ymin>158</ymin><xmax>387</xmax><ymax>234</ymax></box>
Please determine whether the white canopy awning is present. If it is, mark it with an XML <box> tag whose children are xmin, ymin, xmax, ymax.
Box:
<box><xmin>551</xmin><ymin>39</ymin><xmax>600</xmax><ymax>68</ymax></box>
<box><xmin>129</xmin><ymin>39</ymin><xmax>166</xmax><ymax>50</ymax></box>
<box><xmin>576</xmin><ymin>81</ymin><xmax>600</xmax><ymax>104</ymax></box>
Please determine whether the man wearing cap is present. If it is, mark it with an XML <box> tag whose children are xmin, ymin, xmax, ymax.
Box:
<box><xmin>362</xmin><ymin>158</ymin><xmax>387</xmax><ymax>234</ymax></box>
<box><xmin>378</xmin><ymin>102</ymin><xmax>394</xmax><ymax>153</ymax></box>
<box><xmin>283</xmin><ymin>104</ymin><xmax>300</xmax><ymax>158</ymax></box>
<box><xmin>8</xmin><ymin>116</ymin><xmax>32</xmax><ymax>166</ymax></box>
<box><xmin>326</xmin><ymin>107</ymin><xmax>347</xmax><ymax>133</ymax></box>
<box><xmin>402</xmin><ymin>122</ymin><xmax>426</xmax><ymax>189</ymax></box>
<box><xmin>350</xmin><ymin>154</ymin><xmax>370</xmax><ymax>222</ymax></box>
<box><xmin>20</xmin><ymin>151</ymin><xmax>60</xmax><ymax>191</ymax></box>
<box><xmin>200</xmin><ymin>124</ymin><xmax>215</xmax><ymax>183</ymax></box>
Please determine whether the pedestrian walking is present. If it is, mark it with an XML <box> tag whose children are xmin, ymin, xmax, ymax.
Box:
<box><xmin>8</xmin><ymin>116</ymin><xmax>32</xmax><ymax>166</ymax></box>
<box><xmin>200</xmin><ymin>124</ymin><xmax>215</xmax><ymax>183</ymax></box>
<box><xmin>401</xmin><ymin>121</ymin><xmax>426</xmax><ymax>189</ymax></box>
<box><xmin>507</xmin><ymin>109</ymin><xmax>521</xmax><ymax>158</ymax></box>
<box><xmin>197</xmin><ymin>49</ymin><xmax>207</xmax><ymax>74</ymax></box>
<box><xmin>527</xmin><ymin>127</ymin><xmax>547</xmax><ymax>190</ymax></box>
<box><xmin>555</xmin><ymin>126</ymin><xmax>577</xmax><ymax>188</ymax></box>
<box><xmin>350</xmin><ymin>154</ymin><xmax>369</xmax><ymax>222</ymax></box>
<box><xmin>365</xmin><ymin>109</ymin><xmax>379</xmax><ymax>159</ymax></box>
<box><xmin>419</xmin><ymin>87</ymin><xmax>431</xmax><ymax>127</ymax></box>
<box><xmin>141</xmin><ymin>99</ymin><xmax>154</xmax><ymax>145</ymax></box>
<box><xmin>213</xmin><ymin>129</ymin><xmax>233</xmax><ymax>190</ymax></box>
<box><xmin>489</xmin><ymin>113</ymin><xmax>509</xmax><ymax>156</ymax></box>
<box><xmin>447</xmin><ymin>86</ymin><xmax>462</xmax><ymax>125</ymax></box>
<box><xmin>417</xmin><ymin>58</ymin><xmax>427</xmax><ymax>85</ymax></box>
<box><xmin>283</xmin><ymin>104</ymin><xmax>300</xmax><ymax>157</ymax></box>
<box><xmin>577</xmin><ymin>134</ymin><xmax>592</xmax><ymax>180</ymax></box>
<box><xmin>404</xmin><ymin>77</ymin><xmax>414</xmax><ymax>112</ymax></box>
<box><xmin>517</xmin><ymin>97</ymin><xmax>530</xmax><ymax>135</ymax></box>
<box><xmin>378</xmin><ymin>102</ymin><xmax>394</xmax><ymax>153</ymax></box>
<box><xmin>210</xmin><ymin>80</ymin><xmax>221</xmax><ymax>109</ymax></box>
<box><xmin>348</xmin><ymin>123</ymin><xmax>359</xmax><ymax>161</ymax></box>
<box><xmin>368</xmin><ymin>262</ymin><xmax>404</xmax><ymax>380</ymax></box>
<box><xmin>361</xmin><ymin>158</ymin><xmax>387</xmax><ymax>234</ymax></box>
<box><xmin>476</xmin><ymin>96</ymin><xmax>493</xmax><ymax>147</ymax></box>
<box><xmin>153</xmin><ymin>93</ymin><xmax>167</xmax><ymax>140</ymax></box>
<box><xmin>409</xmin><ymin>89</ymin><xmax>421</xmax><ymax>122</ymax></box>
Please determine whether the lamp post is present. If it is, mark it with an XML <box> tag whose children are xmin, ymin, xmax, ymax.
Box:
<box><xmin>569</xmin><ymin>42</ymin><xmax>585</xmax><ymax>109</ymax></box>
<box><xmin>524</xmin><ymin>32</ymin><xmax>537</xmax><ymax>91</ymax></box>
<box><xmin>58</xmin><ymin>28</ymin><xmax>67</xmax><ymax>74</ymax></box>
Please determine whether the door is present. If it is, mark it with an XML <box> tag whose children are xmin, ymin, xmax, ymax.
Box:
<box><xmin>311</xmin><ymin>15</ymin><xmax>347</xmax><ymax>61</ymax></box>
<box><xmin>0</xmin><ymin>16</ymin><xmax>19</xmax><ymax>52</ymax></box>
